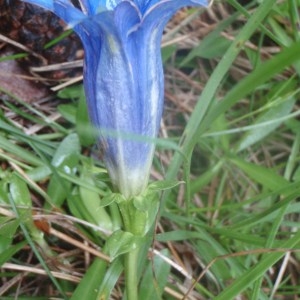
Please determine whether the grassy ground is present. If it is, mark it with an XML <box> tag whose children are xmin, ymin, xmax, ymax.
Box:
<box><xmin>0</xmin><ymin>0</ymin><xmax>300</xmax><ymax>299</ymax></box>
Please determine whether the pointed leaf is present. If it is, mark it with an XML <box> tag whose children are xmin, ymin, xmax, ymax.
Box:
<box><xmin>71</xmin><ymin>258</ymin><xmax>108</xmax><ymax>300</ymax></box>
<box><xmin>9</xmin><ymin>174</ymin><xmax>32</xmax><ymax>207</ymax></box>
<box><xmin>139</xmin><ymin>249</ymin><xmax>171</xmax><ymax>300</ymax></box>
<box><xmin>96</xmin><ymin>258</ymin><xmax>123</xmax><ymax>300</ymax></box>
<box><xmin>0</xmin><ymin>218</ymin><xmax>20</xmax><ymax>252</ymax></box>
<box><xmin>106</xmin><ymin>230</ymin><xmax>144</xmax><ymax>260</ymax></box>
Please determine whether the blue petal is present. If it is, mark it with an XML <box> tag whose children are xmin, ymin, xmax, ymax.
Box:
<box><xmin>22</xmin><ymin>0</ymin><xmax>54</xmax><ymax>10</ymax></box>
<box><xmin>114</xmin><ymin>1</ymin><xmax>141</xmax><ymax>41</ymax></box>
<box><xmin>78</xmin><ymin>0</ymin><xmax>115</xmax><ymax>14</ymax></box>
<box><xmin>84</xmin><ymin>0</ymin><xmax>123</xmax><ymax>12</ymax></box>
<box><xmin>22</xmin><ymin>0</ymin><xmax>208</xmax><ymax>197</ymax></box>
<box><xmin>53</xmin><ymin>0</ymin><xmax>86</xmax><ymax>26</ymax></box>
<box><xmin>105</xmin><ymin>0</ymin><xmax>123</xmax><ymax>10</ymax></box>
<box><xmin>77</xmin><ymin>0</ymin><xmax>99</xmax><ymax>14</ymax></box>
<box><xmin>130</xmin><ymin>0</ymin><xmax>208</xmax><ymax>14</ymax></box>
<box><xmin>23</xmin><ymin>0</ymin><xmax>86</xmax><ymax>27</ymax></box>
<box><xmin>73</xmin><ymin>4</ymin><xmax>161</xmax><ymax>196</ymax></box>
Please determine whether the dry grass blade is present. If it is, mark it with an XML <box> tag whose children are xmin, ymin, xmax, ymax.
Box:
<box><xmin>49</xmin><ymin>227</ymin><xmax>110</xmax><ymax>263</ymax></box>
<box><xmin>1</xmin><ymin>263</ymin><xmax>81</xmax><ymax>283</ymax></box>
<box><xmin>30</xmin><ymin>60</ymin><xmax>83</xmax><ymax>73</ymax></box>
<box><xmin>0</xmin><ymin>33</ymin><xmax>47</xmax><ymax>64</ymax></box>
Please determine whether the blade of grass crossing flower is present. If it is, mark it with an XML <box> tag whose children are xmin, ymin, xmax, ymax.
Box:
<box><xmin>76</xmin><ymin>92</ymin><xmax>95</xmax><ymax>146</ymax></box>
<box><xmin>163</xmin><ymin>0</ymin><xmax>278</xmax><ymax>206</ymax></box>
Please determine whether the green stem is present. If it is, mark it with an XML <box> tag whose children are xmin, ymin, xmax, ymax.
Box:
<box><xmin>124</xmin><ymin>246</ymin><xmax>139</xmax><ymax>300</ymax></box>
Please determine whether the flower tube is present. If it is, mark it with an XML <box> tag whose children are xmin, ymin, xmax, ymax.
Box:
<box><xmin>23</xmin><ymin>0</ymin><xmax>208</xmax><ymax>198</ymax></box>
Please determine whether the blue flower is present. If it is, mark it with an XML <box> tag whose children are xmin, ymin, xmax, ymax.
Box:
<box><xmin>23</xmin><ymin>0</ymin><xmax>208</xmax><ymax>198</ymax></box>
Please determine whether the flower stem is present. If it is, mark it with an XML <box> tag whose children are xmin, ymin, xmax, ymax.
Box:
<box><xmin>124</xmin><ymin>246</ymin><xmax>139</xmax><ymax>300</ymax></box>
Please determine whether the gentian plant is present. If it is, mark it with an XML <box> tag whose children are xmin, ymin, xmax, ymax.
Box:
<box><xmin>22</xmin><ymin>0</ymin><xmax>208</xmax><ymax>298</ymax></box>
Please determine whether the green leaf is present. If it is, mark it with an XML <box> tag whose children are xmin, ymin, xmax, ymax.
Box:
<box><xmin>0</xmin><ymin>180</ymin><xmax>10</xmax><ymax>205</ymax></box>
<box><xmin>96</xmin><ymin>258</ymin><xmax>123</xmax><ymax>300</ymax></box>
<box><xmin>156</xmin><ymin>230</ymin><xmax>203</xmax><ymax>242</ymax></box>
<box><xmin>57</xmin><ymin>84</ymin><xmax>83</xmax><ymax>99</ymax></box>
<box><xmin>148</xmin><ymin>179</ymin><xmax>182</xmax><ymax>191</ymax></box>
<box><xmin>106</xmin><ymin>230</ymin><xmax>144</xmax><ymax>260</ymax></box>
<box><xmin>237</xmin><ymin>80</ymin><xmax>297</xmax><ymax>151</ymax></box>
<box><xmin>51</xmin><ymin>133</ymin><xmax>80</xmax><ymax>169</ymax></box>
<box><xmin>0</xmin><ymin>135</ymin><xmax>43</xmax><ymax>167</ymax></box>
<box><xmin>202</xmin><ymin>41</ymin><xmax>300</xmax><ymax>136</ymax></box>
<box><xmin>230</xmin><ymin>157</ymin><xmax>289</xmax><ymax>191</ymax></box>
<box><xmin>58</xmin><ymin>104</ymin><xmax>77</xmax><ymax>124</ymax></box>
<box><xmin>71</xmin><ymin>258</ymin><xmax>108</xmax><ymax>300</ymax></box>
<box><xmin>0</xmin><ymin>218</ymin><xmax>20</xmax><ymax>252</ymax></box>
<box><xmin>139</xmin><ymin>249</ymin><xmax>171</xmax><ymax>300</ymax></box>
<box><xmin>0</xmin><ymin>241</ymin><xmax>27</xmax><ymax>266</ymax></box>
<box><xmin>9</xmin><ymin>173</ymin><xmax>32</xmax><ymax>207</ymax></box>
<box><xmin>27</xmin><ymin>165</ymin><xmax>52</xmax><ymax>182</ymax></box>
<box><xmin>99</xmin><ymin>192</ymin><xmax>121</xmax><ymax>207</ymax></box>
<box><xmin>181</xmin><ymin>11</ymin><xmax>238</xmax><ymax>65</ymax></box>
<box><xmin>164</xmin><ymin>0</ymin><xmax>281</xmax><ymax>208</ymax></box>
<box><xmin>214</xmin><ymin>230</ymin><xmax>300</xmax><ymax>299</ymax></box>
<box><xmin>79</xmin><ymin>169</ymin><xmax>112</xmax><ymax>232</ymax></box>
<box><xmin>47</xmin><ymin>133</ymin><xmax>80</xmax><ymax>207</ymax></box>
<box><xmin>191</xmin><ymin>35</ymin><xmax>231</xmax><ymax>60</ymax></box>
<box><xmin>117</xmin><ymin>190</ymin><xmax>159</xmax><ymax>236</ymax></box>
<box><xmin>196</xmin><ymin>239</ymin><xmax>233</xmax><ymax>280</ymax></box>
<box><xmin>191</xmin><ymin>160</ymin><xmax>223</xmax><ymax>194</ymax></box>
<box><xmin>161</xmin><ymin>45</ymin><xmax>177</xmax><ymax>63</ymax></box>
<box><xmin>9</xmin><ymin>176</ymin><xmax>53</xmax><ymax>257</ymax></box>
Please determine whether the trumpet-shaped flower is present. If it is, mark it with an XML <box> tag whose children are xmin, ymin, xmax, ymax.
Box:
<box><xmin>23</xmin><ymin>0</ymin><xmax>208</xmax><ymax>198</ymax></box>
